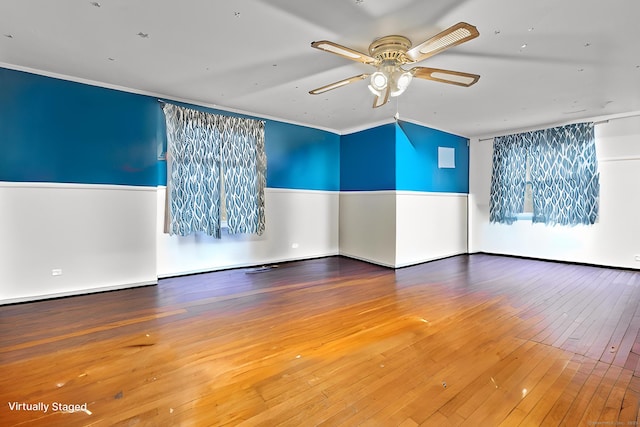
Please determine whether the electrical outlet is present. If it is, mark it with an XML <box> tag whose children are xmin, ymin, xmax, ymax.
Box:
<box><xmin>52</xmin><ymin>269</ymin><xmax>62</xmax><ymax>276</ymax></box>
<box><xmin>635</xmin><ymin>255</ymin><xmax>640</xmax><ymax>262</ymax></box>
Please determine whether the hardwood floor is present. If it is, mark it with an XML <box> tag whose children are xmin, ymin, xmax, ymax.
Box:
<box><xmin>1</xmin><ymin>254</ymin><xmax>639</xmax><ymax>426</ymax></box>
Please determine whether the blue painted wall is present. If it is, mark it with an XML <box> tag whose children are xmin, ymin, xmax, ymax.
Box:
<box><xmin>0</xmin><ymin>68</ymin><xmax>160</xmax><ymax>186</ymax></box>
<box><xmin>340</xmin><ymin>124</ymin><xmax>396</xmax><ymax>191</ymax></box>
<box><xmin>266</xmin><ymin>121</ymin><xmax>340</xmax><ymax>191</ymax></box>
<box><xmin>339</xmin><ymin>121</ymin><xmax>468</xmax><ymax>193</ymax></box>
<box><xmin>395</xmin><ymin>121</ymin><xmax>469</xmax><ymax>193</ymax></box>
<box><xmin>0</xmin><ymin>67</ymin><xmax>340</xmax><ymax>191</ymax></box>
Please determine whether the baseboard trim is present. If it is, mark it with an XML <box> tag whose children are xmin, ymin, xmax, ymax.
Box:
<box><xmin>339</xmin><ymin>251</ymin><xmax>468</xmax><ymax>269</ymax></box>
<box><xmin>394</xmin><ymin>252</ymin><xmax>469</xmax><ymax>269</ymax></box>
<box><xmin>338</xmin><ymin>252</ymin><xmax>396</xmax><ymax>269</ymax></box>
<box><xmin>470</xmin><ymin>251</ymin><xmax>640</xmax><ymax>271</ymax></box>
<box><xmin>157</xmin><ymin>252</ymin><xmax>340</xmax><ymax>279</ymax></box>
<box><xmin>0</xmin><ymin>280</ymin><xmax>158</xmax><ymax>306</ymax></box>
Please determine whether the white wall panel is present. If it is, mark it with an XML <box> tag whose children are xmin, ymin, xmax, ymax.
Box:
<box><xmin>157</xmin><ymin>188</ymin><xmax>339</xmax><ymax>277</ymax></box>
<box><xmin>338</xmin><ymin>191</ymin><xmax>396</xmax><ymax>267</ymax></box>
<box><xmin>396</xmin><ymin>192</ymin><xmax>468</xmax><ymax>268</ymax></box>
<box><xmin>0</xmin><ymin>183</ymin><xmax>157</xmax><ymax>304</ymax></box>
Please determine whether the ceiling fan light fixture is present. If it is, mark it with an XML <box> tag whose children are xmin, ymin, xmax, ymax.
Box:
<box><xmin>370</xmin><ymin>71</ymin><xmax>388</xmax><ymax>90</ymax></box>
<box><xmin>389</xmin><ymin>70</ymin><xmax>412</xmax><ymax>97</ymax></box>
<box><xmin>397</xmin><ymin>71</ymin><xmax>412</xmax><ymax>88</ymax></box>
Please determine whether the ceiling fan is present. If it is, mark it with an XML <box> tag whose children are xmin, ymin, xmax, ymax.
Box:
<box><xmin>309</xmin><ymin>22</ymin><xmax>480</xmax><ymax>108</ymax></box>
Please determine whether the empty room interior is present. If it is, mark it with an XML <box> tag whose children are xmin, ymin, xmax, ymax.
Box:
<box><xmin>1</xmin><ymin>0</ymin><xmax>640</xmax><ymax>425</ymax></box>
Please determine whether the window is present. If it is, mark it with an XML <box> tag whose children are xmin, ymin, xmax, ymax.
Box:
<box><xmin>219</xmin><ymin>164</ymin><xmax>228</xmax><ymax>228</ymax></box>
<box><xmin>490</xmin><ymin>122</ymin><xmax>599</xmax><ymax>226</ymax></box>
<box><xmin>162</xmin><ymin>103</ymin><xmax>266</xmax><ymax>237</ymax></box>
<box><xmin>515</xmin><ymin>154</ymin><xmax>533</xmax><ymax>220</ymax></box>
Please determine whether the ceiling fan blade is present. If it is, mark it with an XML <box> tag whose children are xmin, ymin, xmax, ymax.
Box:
<box><xmin>372</xmin><ymin>85</ymin><xmax>390</xmax><ymax>108</ymax></box>
<box><xmin>309</xmin><ymin>74</ymin><xmax>369</xmax><ymax>95</ymax></box>
<box><xmin>411</xmin><ymin>67</ymin><xmax>480</xmax><ymax>87</ymax></box>
<box><xmin>406</xmin><ymin>22</ymin><xmax>479</xmax><ymax>63</ymax></box>
<box><xmin>311</xmin><ymin>40</ymin><xmax>377</xmax><ymax>65</ymax></box>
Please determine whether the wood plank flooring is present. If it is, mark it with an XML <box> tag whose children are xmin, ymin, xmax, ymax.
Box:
<box><xmin>1</xmin><ymin>254</ymin><xmax>639</xmax><ymax>426</ymax></box>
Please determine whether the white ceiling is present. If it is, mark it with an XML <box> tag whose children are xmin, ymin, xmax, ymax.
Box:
<box><xmin>1</xmin><ymin>0</ymin><xmax>639</xmax><ymax>138</ymax></box>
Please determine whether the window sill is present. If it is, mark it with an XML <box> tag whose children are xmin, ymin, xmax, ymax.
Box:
<box><xmin>515</xmin><ymin>213</ymin><xmax>533</xmax><ymax>221</ymax></box>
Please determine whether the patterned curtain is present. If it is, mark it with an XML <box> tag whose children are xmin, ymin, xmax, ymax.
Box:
<box><xmin>489</xmin><ymin>134</ymin><xmax>528</xmax><ymax>224</ymax></box>
<box><xmin>489</xmin><ymin>122</ymin><xmax>599</xmax><ymax>226</ymax></box>
<box><xmin>529</xmin><ymin>123</ymin><xmax>599</xmax><ymax>225</ymax></box>
<box><xmin>162</xmin><ymin>103</ymin><xmax>266</xmax><ymax>237</ymax></box>
<box><xmin>220</xmin><ymin>117</ymin><xmax>266</xmax><ymax>235</ymax></box>
<box><xmin>163</xmin><ymin>104</ymin><xmax>222</xmax><ymax>237</ymax></box>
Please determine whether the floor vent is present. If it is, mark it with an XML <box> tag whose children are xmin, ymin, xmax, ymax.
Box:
<box><xmin>244</xmin><ymin>265</ymin><xmax>279</xmax><ymax>274</ymax></box>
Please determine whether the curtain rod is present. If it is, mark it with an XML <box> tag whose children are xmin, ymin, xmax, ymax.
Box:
<box><xmin>478</xmin><ymin>120</ymin><xmax>594</xmax><ymax>142</ymax></box>
<box><xmin>477</xmin><ymin>112</ymin><xmax>640</xmax><ymax>142</ymax></box>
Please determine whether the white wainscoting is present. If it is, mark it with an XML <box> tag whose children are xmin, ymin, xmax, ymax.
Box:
<box><xmin>468</xmin><ymin>114</ymin><xmax>640</xmax><ymax>270</ymax></box>
<box><xmin>395</xmin><ymin>192</ymin><xmax>468</xmax><ymax>268</ymax></box>
<box><xmin>339</xmin><ymin>191</ymin><xmax>467</xmax><ymax>268</ymax></box>
<box><xmin>156</xmin><ymin>187</ymin><xmax>339</xmax><ymax>277</ymax></box>
<box><xmin>339</xmin><ymin>191</ymin><xmax>397</xmax><ymax>268</ymax></box>
<box><xmin>0</xmin><ymin>182</ymin><xmax>157</xmax><ymax>304</ymax></box>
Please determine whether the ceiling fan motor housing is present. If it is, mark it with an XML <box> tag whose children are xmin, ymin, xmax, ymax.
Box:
<box><xmin>368</xmin><ymin>35</ymin><xmax>412</xmax><ymax>66</ymax></box>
